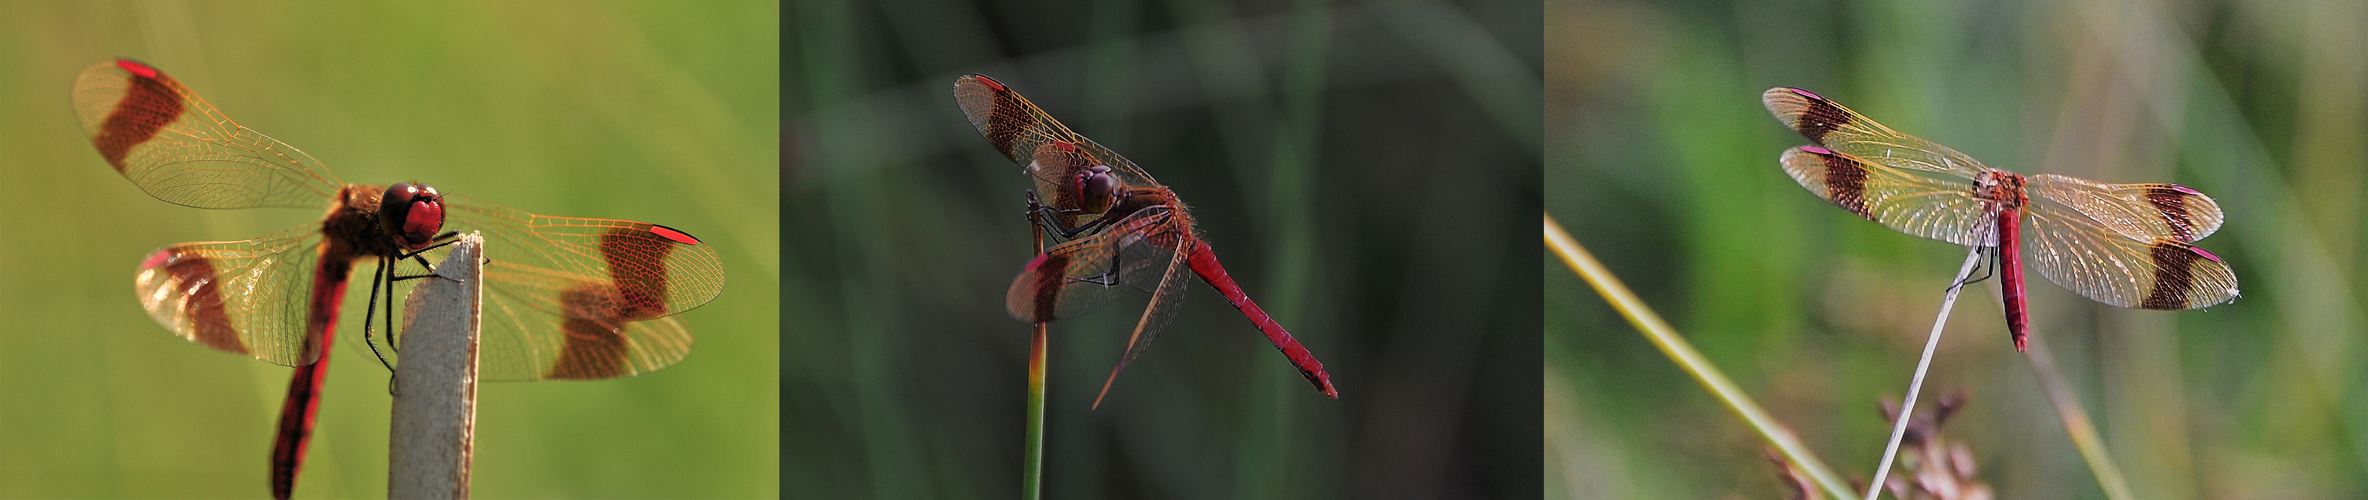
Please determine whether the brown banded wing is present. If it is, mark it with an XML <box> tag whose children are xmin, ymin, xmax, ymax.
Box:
<box><xmin>1778</xmin><ymin>146</ymin><xmax>1998</xmax><ymax>246</ymax></box>
<box><xmin>2025</xmin><ymin>174</ymin><xmax>2224</xmax><ymax>244</ymax></box>
<box><xmin>438</xmin><ymin>197</ymin><xmax>727</xmax><ymax>381</ymax></box>
<box><xmin>1763</xmin><ymin>87</ymin><xmax>1987</xmax><ymax>178</ymax></box>
<box><xmin>70</xmin><ymin>58</ymin><xmax>343</xmax><ymax>209</ymax></box>
<box><xmin>2021</xmin><ymin>196</ymin><xmax>2239</xmax><ymax>310</ymax></box>
<box><xmin>1005</xmin><ymin>206</ymin><xmax>1195</xmax><ymax>402</ymax></box>
<box><xmin>133</xmin><ymin>225</ymin><xmax>331</xmax><ymax>367</ymax></box>
<box><xmin>952</xmin><ymin>74</ymin><xmax>1164</xmax><ymax>203</ymax></box>
<box><xmin>1005</xmin><ymin>207</ymin><xmax>1186</xmax><ymax>325</ymax></box>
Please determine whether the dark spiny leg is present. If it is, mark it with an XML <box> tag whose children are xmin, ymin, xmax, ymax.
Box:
<box><xmin>1023</xmin><ymin>190</ymin><xmax>1108</xmax><ymax>239</ymax></box>
<box><xmin>398</xmin><ymin>234</ymin><xmax>464</xmax><ymax>273</ymax></box>
<box><xmin>1953</xmin><ymin>246</ymin><xmax>1998</xmax><ymax>290</ymax></box>
<box><xmin>361</xmin><ymin>256</ymin><xmax>396</xmax><ymax>371</ymax></box>
<box><xmin>382</xmin><ymin>255</ymin><xmax>406</xmax><ymax>397</ymax></box>
<box><xmin>382</xmin><ymin>255</ymin><xmax>402</xmax><ymax>353</ymax></box>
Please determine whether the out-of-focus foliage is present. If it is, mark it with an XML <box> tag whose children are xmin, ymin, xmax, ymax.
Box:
<box><xmin>788</xmin><ymin>0</ymin><xmax>1539</xmax><ymax>497</ymax></box>
<box><xmin>0</xmin><ymin>2</ymin><xmax>779</xmax><ymax>498</ymax></box>
<box><xmin>1549</xmin><ymin>0</ymin><xmax>2368</xmax><ymax>497</ymax></box>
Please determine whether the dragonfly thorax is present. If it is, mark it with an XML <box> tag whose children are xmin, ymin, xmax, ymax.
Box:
<box><xmin>1973</xmin><ymin>170</ymin><xmax>2028</xmax><ymax>208</ymax></box>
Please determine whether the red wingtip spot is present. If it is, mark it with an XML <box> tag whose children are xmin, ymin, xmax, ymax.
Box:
<box><xmin>1790</xmin><ymin>88</ymin><xmax>1823</xmax><ymax>100</ymax></box>
<box><xmin>2170</xmin><ymin>184</ymin><xmax>2203</xmax><ymax>195</ymax></box>
<box><xmin>648</xmin><ymin>224</ymin><xmax>701</xmax><ymax>245</ymax></box>
<box><xmin>971</xmin><ymin>75</ymin><xmax>1006</xmax><ymax>92</ymax></box>
<box><xmin>2188</xmin><ymin>245</ymin><xmax>2224</xmax><ymax>262</ymax></box>
<box><xmin>140</xmin><ymin>248</ymin><xmax>174</xmax><ymax>269</ymax></box>
<box><xmin>1800</xmin><ymin>145</ymin><xmax>1833</xmax><ymax>155</ymax></box>
<box><xmin>1020</xmin><ymin>253</ymin><xmax>1051</xmax><ymax>272</ymax></box>
<box><xmin>116</xmin><ymin>58</ymin><xmax>160</xmax><ymax>79</ymax></box>
<box><xmin>1052</xmin><ymin>141</ymin><xmax>1076</xmax><ymax>152</ymax></box>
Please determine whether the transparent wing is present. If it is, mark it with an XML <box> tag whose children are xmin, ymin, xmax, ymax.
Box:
<box><xmin>952</xmin><ymin>74</ymin><xmax>1161</xmax><ymax>194</ymax></box>
<box><xmin>70</xmin><ymin>58</ymin><xmax>342</xmax><ymax>209</ymax></box>
<box><xmin>471</xmin><ymin>263</ymin><xmax>698</xmax><ymax>381</ymax></box>
<box><xmin>1005</xmin><ymin>207</ymin><xmax>1183</xmax><ymax>323</ymax></box>
<box><xmin>134</xmin><ymin>224</ymin><xmax>332</xmax><ymax>366</ymax></box>
<box><xmin>1763</xmin><ymin>87</ymin><xmax>1987</xmax><ymax>179</ymax></box>
<box><xmin>2026</xmin><ymin>174</ymin><xmax>2223</xmax><ymax>243</ymax></box>
<box><xmin>2022</xmin><ymin>202</ymin><xmax>2239</xmax><ymax>310</ymax></box>
<box><xmin>1781</xmin><ymin>146</ymin><xmax>1997</xmax><ymax>246</ymax></box>
<box><xmin>414</xmin><ymin>196</ymin><xmax>724</xmax><ymax>381</ymax></box>
<box><xmin>1092</xmin><ymin>239</ymin><xmax>1193</xmax><ymax>407</ymax></box>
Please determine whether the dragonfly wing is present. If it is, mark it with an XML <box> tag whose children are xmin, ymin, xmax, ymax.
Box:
<box><xmin>1764</xmin><ymin>87</ymin><xmax>1987</xmax><ymax>179</ymax></box>
<box><xmin>952</xmin><ymin>75</ymin><xmax>1159</xmax><ymax>196</ymax></box>
<box><xmin>1092</xmin><ymin>237</ymin><xmax>1193</xmax><ymax>407</ymax></box>
<box><xmin>431</xmin><ymin>197</ymin><xmax>721</xmax><ymax>381</ymax></box>
<box><xmin>2022</xmin><ymin>202</ymin><xmax>2239</xmax><ymax>310</ymax></box>
<box><xmin>1781</xmin><ymin>146</ymin><xmax>1996</xmax><ymax>246</ymax></box>
<box><xmin>71</xmin><ymin>58</ymin><xmax>343</xmax><ymax>209</ymax></box>
<box><xmin>2026</xmin><ymin>174</ymin><xmax>2223</xmax><ymax>243</ymax></box>
<box><xmin>1006</xmin><ymin>208</ymin><xmax>1181</xmax><ymax>322</ymax></box>
<box><xmin>1067</xmin><ymin>135</ymin><xmax>1160</xmax><ymax>188</ymax></box>
<box><xmin>442</xmin><ymin>196</ymin><xmax>726</xmax><ymax>316</ymax></box>
<box><xmin>135</xmin><ymin>224</ymin><xmax>330</xmax><ymax>366</ymax></box>
<box><xmin>470</xmin><ymin>262</ymin><xmax>697</xmax><ymax>381</ymax></box>
<box><xmin>953</xmin><ymin>74</ymin><xmax>1075</xmax><ymax>164</ymax></box>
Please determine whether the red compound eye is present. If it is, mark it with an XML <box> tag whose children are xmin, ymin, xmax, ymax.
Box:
<box><xmin>1078</xmin><ymin>165</ymin><xmax>1117</xmax><ymax>207</ymax></box>
<box><xmin>378</xmin><ymin>183</ymin><xmax>446</xmax><ymax>248</ymax></box>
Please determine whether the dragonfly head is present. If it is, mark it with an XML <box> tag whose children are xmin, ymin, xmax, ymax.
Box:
<box><xmin>1076</xmin><ymin>164</ymin><xmax>1118</xmax><ymax>213</ymax></box>
<box><xmin>378</xmin><ymin>183</ymin><xmax>446</xmax><ymax>249</ymax></box>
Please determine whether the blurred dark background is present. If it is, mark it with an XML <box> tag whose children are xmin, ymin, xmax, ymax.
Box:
<box><xmin>788</xmin><ymin>0</ymin><xmax>1540</xmax><ymax>497</ymax></box>
<box><xmin>1549</xmin><ymin>0</ymin><xmax>2368</xmax><ymax>497</ymax></box>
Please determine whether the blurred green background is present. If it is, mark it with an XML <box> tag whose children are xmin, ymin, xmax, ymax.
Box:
<box><xmin>0</xmin><ymin>2</ymin><xmax>777</xmax><ymax>498</ymax></box>
<box><xmin>1549</xmin><ymin>0</ymin><xmax>2368</xmax><ymax>497</ymax></box>
<box><xmin>789</xmin><ymin>0</ymin><xmax>1538</xmax><ymax>497</ymax></box>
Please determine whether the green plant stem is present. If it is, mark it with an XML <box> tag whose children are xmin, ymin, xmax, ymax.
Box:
<box><xmin>2025</xmin><ymin>334</ymin><xmax>2134</xmax><ymax>500</ymax></box>
<box><xmin>1866</xmin><ymin>247</ymin><xmax>1983</xmax><ymax>499</ymax></box>
<box><xmin>1022</xmin><ymin>226</ymin><xmax>1048</xmax><ymax>500</ymax></box>
<box><xmin>1544</xmin><ymin>214</ymin><xmax>1855</xmax><ymax>499</ymax></box>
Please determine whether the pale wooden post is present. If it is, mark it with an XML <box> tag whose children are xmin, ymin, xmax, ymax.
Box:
<box><xmin>389</xmin><ymin>232</ymin><xmax>481</xmax><ymax>499</ymax></box>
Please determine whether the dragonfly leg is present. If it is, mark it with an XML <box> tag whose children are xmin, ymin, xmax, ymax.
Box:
<box><xmin>387</xmin><ymin>236</ymin><xmax>467</xmax><ymax>283</ymax></box>
<box><xmin>360</xmin><ymin>256</ymin><xmax>398</xmax><ymax>369</ymax></box>
<box><xmin>395</xmin><ymin>234</ymin><xmax>465</xmax><ymax>274</ymax></box>
<box><xmin>1953</xmin><ymin>246</ymin><xmax>1999</xmax><ymax>289</ymax></box>
<box><xmin>1024</xmin><ymin>189</ymin><xmax>1108</xmax><ymax>239</ymax></box>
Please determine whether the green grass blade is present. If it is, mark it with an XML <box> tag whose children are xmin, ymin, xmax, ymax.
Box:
<box><xmin>1545</xmin><ymin>214</ymin><xmax>1855</xmax><ymax>499</ymax></box>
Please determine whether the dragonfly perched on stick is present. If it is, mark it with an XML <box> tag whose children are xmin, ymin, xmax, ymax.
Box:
<box><xmin>954</xmin><ymin>74</ymin><xmax>1336</xmax><ymax>407</ymax></box>
<box><xmin>73</xmin><ymin>57</ymin><xmax>724</xmax><ymax>499</ymax></box>
<box><xmin>1762</xmin><ymin>87</ymin><xmax>2238</xmax><ymax>350</ymax></box>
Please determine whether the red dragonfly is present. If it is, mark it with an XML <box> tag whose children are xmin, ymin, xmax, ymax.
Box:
<box><xmin>71</xmin><ymin>58</ymin><xmax>725</xmax><ymax>499</ymax></box>
<box><xmin>1763</xmin><ymin>87</ymin><xmax>2238</xmax><ymax>350</ymax></box>
<box><xmin>951</xmin><ymin>74</ymin><xmax>1336</xmax><ymax>407</ymax></box>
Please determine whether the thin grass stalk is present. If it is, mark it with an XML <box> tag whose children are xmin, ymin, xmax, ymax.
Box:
<box><xmin>2023</xmin><ymin>335</ymin><xmax>2134</xmax><ymax>500</ymax></box>
<box><xmin>1865</xmin><ymin>247</ymin><xmax>1983</xmax><ymax>499</ymax></box>
<box><xmin>1543</xmin><ymin>214</ymin><xmax>1854</xmax><ymax>498</ymax></box>
<box><xmin>1022</xmin><ymin>225</ymin><xmax>1048</xmax><ymax>500</ymax></box>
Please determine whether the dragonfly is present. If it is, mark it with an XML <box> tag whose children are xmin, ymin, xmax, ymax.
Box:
<box><xmin>71</xmin><ymin>58</ymin><xmax>726</xmax><ymax>499</ymax></box>
<box><xmin>1762</xmin><ymin>87</ymin><xmax>2237</xmax><ymax>351</ymax></box>
<box><xmin>951</xmin><ymin>74</ymin><xmax>1336</xmax><ymax>407</ymax></box>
